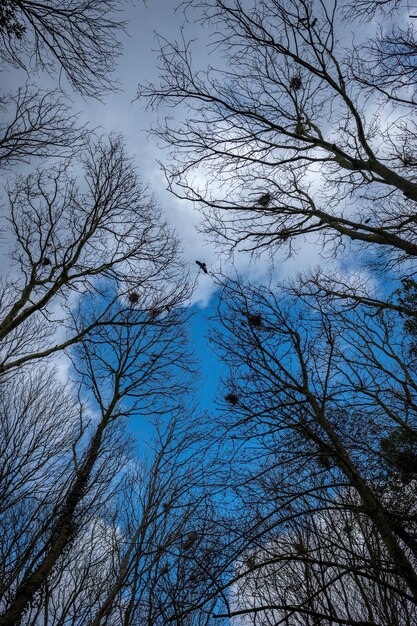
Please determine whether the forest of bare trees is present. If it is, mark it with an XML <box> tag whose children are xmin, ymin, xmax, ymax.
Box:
<box><xmin>0</xmin><ymin>2</ymin><xmax>222</xmax><ymax>625</ymax></box>
<box><xmin>2</xmin><ymin>0</ymin><xmax>417</xmax><ymax>625</ymax></box>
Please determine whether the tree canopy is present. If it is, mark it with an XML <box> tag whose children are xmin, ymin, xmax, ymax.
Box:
<box><xmin>2</xmin><ymin>1</ymin><xmax>417</xmax><ymax>625</ymax></box>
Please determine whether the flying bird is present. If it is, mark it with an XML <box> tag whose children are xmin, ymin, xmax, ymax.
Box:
<box><xmin>195</xmin><ymin>260</ymin><xmax>208</xmax><ymax>274</ymax></box>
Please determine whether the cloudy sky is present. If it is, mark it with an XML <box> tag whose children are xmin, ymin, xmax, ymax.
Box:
<box><xmin>62</xmin><ymin>0</ymin><xmax>332</xmax><ymax>305</ymax></box>
<box><xmin>1</xmin><ymin>0</ymin><xmax>393</xmax><ymax>413</ymax></box>
<box><xmin>1</xmin><ymin>0</ymin><xmax>378</xmax><ymax>303</ymax></box>
<box><xmin>23</xmin><ymin>0</ymin><xmax>328</xmax><ymax>412</ymax></box>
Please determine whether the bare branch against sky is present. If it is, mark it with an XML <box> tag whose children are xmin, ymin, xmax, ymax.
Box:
<box><xmin>2</xmin><ymin>2</ymin><xmax>417</xmax><ymax>625</ymax></box>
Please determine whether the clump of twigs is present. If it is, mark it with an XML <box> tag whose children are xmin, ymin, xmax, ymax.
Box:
<box><xmin>245</xmin><ymin>555</ymin><xmax>257</xmax><ymax>571</ymax></box>
<box><xmin>225</xmin><ymin>392</ymin><xmax>239</xmax><ymax>405</ymax></box>
<box><xmin>127</xmin><ymin>291</ymin><xmax>139</xmax><ymax>305</ymax></box>
<box><xmin>295</xmin><ymin>118</ymin><xmax>305</xmax><ymax>135</ymax></box>
<box><xmin>402</xmin><ymin>152</ymin><xmax>414</xmax><ymax>166</ymax></box>
<box><xmin>381</xmin><ymin>428</ymin><xmax>417</xmax><ymax>480</ymax></box>
<box><xmin>0</xmin><ymin>4</ymin><xmax>26</xmax><ymax>39</ymax></box>
<box><xmin>256</xmin><ymin>193</ymin><xmax>271</xmax><ymax>207</ymax></box>
<box><xmin>317</xmin><ymin>452</ymin><xmax>332</xmax><ymax>469</ymax></box>
<box><xmin>248</xmin><ymin>313</ymin><xmax>262</xmax><ymax>328</ymax></box>
<box><xmin>290</xmin><ymin>74</ymin><xmax>302</xmax><ymax>90</ymax></box>
<box><xmin>181</xmin><ymin>532</ymin><xmax>198</xmax><ymax>551</ymax></box>
<box><xmin>294</xmin><ymin>540</ymin><xmax>307</xmax><ymax>554</ymax></box>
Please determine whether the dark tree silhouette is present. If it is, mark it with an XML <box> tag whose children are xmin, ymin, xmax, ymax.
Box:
<box><xmin>203</xmin><ymin>277</ymin><xmax>417</xmax><ymax>623</ymax></box>
<box><xmin>0</xmin><ymin>87</ymin><xmax>86</xmax><ymax>166</ymax></box>
<box><xmin>141</xmin><ymin>0</ymin><xmax>417</xmax><ymax>265</ymax></box>
<box><xmin>0</xmin><ymin>134</ymin><xmax>190</xmax><ymax>374</ymax></box>
<box><xmin>0</xmin><ymin>0</ymin><xmax>126</xmax><ymax>97</ymax></box>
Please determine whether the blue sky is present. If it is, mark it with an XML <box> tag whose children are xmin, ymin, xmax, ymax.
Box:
<box><xmin>1</xmin><ymin>0</ymin><xmax>403</xmax><ymax>443</ymax></box>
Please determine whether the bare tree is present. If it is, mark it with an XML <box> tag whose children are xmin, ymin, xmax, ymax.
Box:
<box><xmin>0</xmin><ymin>0</ymin><xmax>126</xmax><ymax>97</ymax></box>
<box><xmin>140</xmin><ymin>0</ymin><xmax>417</xmax><ymax>265</ymax></box>
<box><xmin>0</xmin><ymin>86</ymin><xmax>86</xmax><ymax>167</ymax></box>
<box><xmin>202</xmin><ymin>277</ymin><xmax>417</xmax><ymax>623</ymax></box>
<box><xmin>0</xmin><ymin>0</ymin><xmax>127</xmax><ymax>169</ymax></box>
<box><xmin>133</xmin><ymin>2</ymin><xmax>417</xmax><ymax>621</ymax></box>
<box><xmin>0</xmin><ymin>134</ymin><xmax>190</xmax><ymax>373</ymax></box>
<box><xmin>0</xmin><ymin>280</ymin><xmax>195</xmax><ymax>625</ymax></box>
<box><xmin>0</xmin><ymin>0</ymin><xmax>125</xmax><ymax>170</ymax></box>
<box><xmin>227</xmin><ymin>502</ymin><xmax>416</xmax><ymax>626</ymax></box>
<box><xmin>0</xmin><ymin>1</ymin><xmax>226</xmax><ymax>624</ymax></box>
<box><xmin>4</xmin><ymin>403</ymin><xmax>217</xmax><ymax>626</ymax></box>
<box><xmin>94</xmin><ymin>426</ymin><xmax>224</xmax><ymax>626</ymax></box>
<box><xmin>0</xmin><ymin>121</ymin><xmax>201</xmax><ymax>624</ymax></box>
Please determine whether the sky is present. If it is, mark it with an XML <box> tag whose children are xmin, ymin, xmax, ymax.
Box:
<box><xmin>0</xmin><ymin>0</ymin><xmax>370</xmax><ymax>297</ymax></box>
<box><xmin>2</xmin><ymin>0</ymin><xmax>411</xmax><ymax>273</ymax></box>
<box><xmin>49</xmin><ymin>0</ymin><xmax>331</xmax><ymax>303</ymax></box>
<box><xmin>0</xmin><ymin>0</ymin><xmax>399</xmax><ymax>428</ymax></box>
<box><xmin>1</xmin><ymin>3</ymin><xmax>415</xmax><ymax>622</ymax></box>
<box><xmin>48</xmin><ymin>0</ymin><xmax>336</xmax><ymax>412</ymax></box>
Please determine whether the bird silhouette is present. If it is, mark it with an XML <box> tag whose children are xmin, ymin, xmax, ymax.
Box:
<box><xmin>195</xmin><ymin>260</ymin><xmax>208</xmax><ymax>274</ymax></box>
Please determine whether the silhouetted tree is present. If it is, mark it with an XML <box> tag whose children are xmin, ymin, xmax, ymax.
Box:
<box><xmin>0</xmin><ymin>134</ymin><xmax>189</xmax><ymax>373</ymax></box>
<box><xmin>0</xmin><ymin>286</ymin><xmax>196</xmax><ymax>625</ymax></box>
<box><xmin>0</xmin><ymin>87</ymin><xmax>86</xmax><ymax>166</ymax></box>
<box><xmin>141</xmin><ymin>0</ymin><xmax>417</xmax><ymax>265</ymax></box>
<box><xmin>0</xmin><ymin>0</ymin><xmax>126</xmax><ymax>97</ymax></box>
<box><xmin>206</xmin><ymin>277</ymin><xmax>417</xmax><ymax>622</ymax></box>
